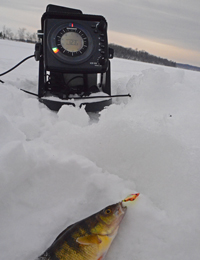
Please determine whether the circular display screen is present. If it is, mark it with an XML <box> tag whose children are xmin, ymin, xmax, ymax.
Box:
<box><xmin>55</xmin><ymin>28</ymin><xmax>88</xmax><ymax>57</ymax></box>
<box><xmin>61</xmin><ymin>32</ymin><xmax>83</xmax><ymax>52</ymax></box>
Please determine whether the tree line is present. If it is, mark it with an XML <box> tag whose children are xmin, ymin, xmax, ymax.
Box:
<box><xmin>0</xmin><ymin>26</ymin><xmax>37</xmax><ymax>43</ymax></box>
<box><xmin>109</xmin><ymin>43</ymin><xmax>176</xmax><ymax>67</ymax></box>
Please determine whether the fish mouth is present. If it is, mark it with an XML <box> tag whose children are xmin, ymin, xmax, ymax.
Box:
<box><xmin>120</xmin><ymin>201</ymin><xmax>127</xmax><ymax>209</ymax></box>
<box><xmin>115</xmin><ymin>201</ymin><xmax>127</xmax><ymax>218</ymax></box>
<box><xmin>110</xmin><ymin>202</ymin><xmax>127</xmax><ymax>231</ymax></box>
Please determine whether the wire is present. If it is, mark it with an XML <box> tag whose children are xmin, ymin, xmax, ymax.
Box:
<box><xmin>0</xmin><ymin>55</ymin><xmax>35</xmax><ymax>77</ymax></box>
<box><xmin>20</xmin><ymin>89</ymin><xmax>38</xmax><ymax>97</ymax></box>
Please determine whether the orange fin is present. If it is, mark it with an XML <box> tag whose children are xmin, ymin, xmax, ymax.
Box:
<box><xmin>76</xmin><ymin>234</ymin><xmax>102</xmax><ymax>245</ymax></box>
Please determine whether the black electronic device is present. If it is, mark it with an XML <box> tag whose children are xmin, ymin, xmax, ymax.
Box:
<box><xmin>0</xmin><ymin>4</ymin><xmax>130</xmax><ymax>112</ymax></box>
<box><xmin>35</xmin><ymin>4</ymin><xmax>114</xmax><ymax>111</ymax></box>
<box><xmin>43</xmin><ymin>15</ymin><xmax>109</xmax><ymax>73</ymax></box>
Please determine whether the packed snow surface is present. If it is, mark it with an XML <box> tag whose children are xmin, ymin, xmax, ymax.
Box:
<box><xmin>1</xmin><ymin>39</ymin><xmax>200</xmax><ymax>260</ymax></box>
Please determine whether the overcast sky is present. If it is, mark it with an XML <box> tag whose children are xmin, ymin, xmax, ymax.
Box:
<box><xmin>1</xmin><ymin>0</ymin><xmax>200</xmax><ymax>66</ymax></box>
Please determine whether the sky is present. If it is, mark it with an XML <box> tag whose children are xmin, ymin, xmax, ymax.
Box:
<box><xmin>0</xmin><ymin>0</ymin><xmax>200</xmax><ymax>66</ymax></box>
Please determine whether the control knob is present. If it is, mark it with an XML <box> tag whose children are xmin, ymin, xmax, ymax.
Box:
<box><xmin>98</xmin><ymin>56</ymin><xmax>106</xmax><ymax>65</ymax></box>
<box><xmin>97</xmin><ymin>20</ymin><xmax>107</xmax><ymax>32</ymax></box>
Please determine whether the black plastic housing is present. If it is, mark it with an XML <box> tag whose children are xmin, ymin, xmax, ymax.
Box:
<box><xmin>36</xmin><ymin>4</ymin><xmax>113</xmax><ymax>111</ymax></box>
<box><xmin>41</xmin><ymin>6</ymin><xmax>109</xmax><ymax>73</ymax></box>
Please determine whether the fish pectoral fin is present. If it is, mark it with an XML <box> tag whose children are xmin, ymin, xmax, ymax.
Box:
<box><xmin>76</xmin><ymin>235</ymin><xmax>102</xmax><ymax>245</ymax></box>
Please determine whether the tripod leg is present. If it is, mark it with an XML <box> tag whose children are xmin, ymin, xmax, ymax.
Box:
<box><xmin>102</xmin><ymin>61</ymin><xmax>111</xmax><ymax>95</ymax></box>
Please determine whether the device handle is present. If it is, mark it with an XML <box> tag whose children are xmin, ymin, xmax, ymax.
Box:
<box><xmin>46</xmin><ymin>4</ymin><xmax>82</xmax><ymax>14</ymax></box>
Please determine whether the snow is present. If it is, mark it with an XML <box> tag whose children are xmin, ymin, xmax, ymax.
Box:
<box><xmin>1</xmin><ymin>39</ymin><xmax>200</xmax><ymax>260</ymax></box>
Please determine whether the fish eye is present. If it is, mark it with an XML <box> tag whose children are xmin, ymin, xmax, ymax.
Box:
<box><xmin>104</xmin><ymin>208</ymin><xmax>112</xmax><ymax>214</ymax></box>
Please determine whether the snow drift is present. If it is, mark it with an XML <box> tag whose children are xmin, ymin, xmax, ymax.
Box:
<box><xmin>0</xmin><ymin>39</ymin><xmax>200</xmax><ymax>260</ymax></box>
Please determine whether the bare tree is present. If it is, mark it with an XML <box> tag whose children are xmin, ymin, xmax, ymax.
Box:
<box><xmin>18</xmin><ymin>27</ymin><xmax>26</xmax><ymax>41</ymax></box>
<box><xmin>26</xmin><ymin>32</ymin><xmax>31</xmax><ymax>42</ymax></box>
<box><xmin>2</xmin><ymin>25</ymin><xmax>14</xmax><ymax>39</ymax></box>
<box><xmin>31</xmin><ymin>32</ymin><xmax>37</xmax><ymax>42</ymax></box>
<box><xmin>26</xmin><ymin>32</ymin><xmax>37</xmax><ymax>43</ymax></box>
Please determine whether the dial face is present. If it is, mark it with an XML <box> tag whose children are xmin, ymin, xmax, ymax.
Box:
<box><xmin>55</xmin><ymin>28</ymin><xmax>88</xmax><ymax>57</ymax></box>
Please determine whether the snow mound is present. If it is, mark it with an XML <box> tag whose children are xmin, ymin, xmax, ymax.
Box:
<box><xmin>1</xmin><ymin>40</ymin><xmax>200</xmax><ymax>260</ymax></box>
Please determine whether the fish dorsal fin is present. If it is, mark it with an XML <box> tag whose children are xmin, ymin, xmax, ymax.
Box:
<box><xmin>76</xmin><ymin>234</ymin><xmax>102</xmax><ymax>245</ymax></box>
<box><xmin>53</xmin><ymin>223</ymin><xmax>75</xmax><ymax>242</ymax></box>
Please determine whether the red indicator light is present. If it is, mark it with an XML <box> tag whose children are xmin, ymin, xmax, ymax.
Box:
<box><xmin>71</xmin><ymin>23</ymin><xmax>74</xmax><ymax>27</ymax></box>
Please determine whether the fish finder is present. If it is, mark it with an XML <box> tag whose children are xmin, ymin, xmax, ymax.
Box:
<box><xmin>35</xmin><ymin>4</ymin><xmax>114</xmax><ymax>110</ymax></box>
<box><xmin>43</xmin><ymin>9</ymin><xmax>110</xmax><ymax>73</ymax></box>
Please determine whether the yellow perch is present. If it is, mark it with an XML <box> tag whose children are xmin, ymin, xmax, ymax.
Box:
<box><xmin>38</xmin><ymin>202</ymin><xmax>127</xmax><ymax>260</ymax></box>
<box><xmin>38</xmin><ymin>194</ymin><xmax>139</xmax><ymax>260</ymax></box>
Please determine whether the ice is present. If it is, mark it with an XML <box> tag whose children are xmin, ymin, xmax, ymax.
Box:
<box><xmin>1</xmin><ymin>39</ymin><xmax>200</xmax><ymax>260</ymax></box>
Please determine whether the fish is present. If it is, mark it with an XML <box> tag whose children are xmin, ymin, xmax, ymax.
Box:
<box><xmin>38</xmin><ymin>201</ymin><xmax>127</xmax><ymax>260</ymax></box>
